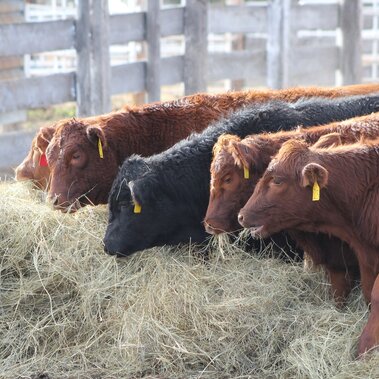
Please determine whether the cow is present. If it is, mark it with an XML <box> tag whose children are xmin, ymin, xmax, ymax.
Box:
<box><xmin>14</xmin><ymin>111</ymin><xmax>121</xmax><ymax>191</ymax></box>
<box><xmin>39</xmin><ymin>83</ymin><xmax>379</xmax><ymax>211</ymax></box>
<box><xmin>103</xmin><ymin>93</ymin><xmax>379</xmax><ymax>257</ymax></box>
<box><xmin>15</xmin><ymin>125</ymin><xmax>55</xmax><ymax>190</ymax></box>
<box><xmin>204</xmin><ymin>114</ymin><xmax>379</xmax><ymax>302</ymax></box>
<box><xmin>237</xmin><ymin>137</ymin><xmax>379</xmax><ymax>356</ymax></box>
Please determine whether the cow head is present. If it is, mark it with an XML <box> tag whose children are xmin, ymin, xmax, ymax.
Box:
<box><xmin>204</xmin><ymin>134</ymin><xmax>278</xmax><ymax>234</ymax></box>
<box><xmin>46</xmin><ymin>118</ymin><xmax>119</xmax><ymax>212</ymax></box>
<box><xmin>104</xmin><ymin>156</ymin><xmax>208</xmax><ymax>256</ymax></box>
<box><xmin>238</xmin><ymin>139</ymin><xmax>329</xmax><ymax>238</ymax></box>
<box><xmin>15</xmin><ymin>125</ymin><xmax>55</xmax><ymax>190</ymax></box>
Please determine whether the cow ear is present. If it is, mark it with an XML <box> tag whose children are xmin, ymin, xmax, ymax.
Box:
<box><xmin>312</xmin><ymin>133</ymin><xmax>342</xmax><ymax>149</ymax></box>
<box><xmin>129</xmin><ymin>176</ymin><xmax>157</xmax><ymax>206</ymax></box>
<box><xmin>36</xmin><ymin>126</ymin><xmax>55</xmax><ymax>151</ymax></box>
<box><xmin>86</xmin><ymin>126</ymin><xmax>107</xmax><ymax>149</ymax></box>
<box><xmin>231</xmin><ymin>141</ymin><xmax>254</xmax><ymax>169</ymax></box>
<box><xmin>301</xmin><ymin>163</ymin><xmax>328</xmax><ymax>188</ymax></box>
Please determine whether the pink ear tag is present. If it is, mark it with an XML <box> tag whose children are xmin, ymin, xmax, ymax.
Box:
<box><xmin>39</xmin><ymin>153</ymin><xmax>48</xmax><ymax>167</ymax></box>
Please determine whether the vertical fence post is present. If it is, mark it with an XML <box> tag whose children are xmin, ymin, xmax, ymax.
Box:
<box><xmin>340</xmin><ymin>0</ymin><xmax>362</xmax><ymax>84</ymax></box>
<box><xmin>146</xmin><ymin>0</ymin><xmax>161</xmax><ymax>103</ymax></box>
<box><xmin>184</xmin><ymin>0</ymin><xmax>207</xmax><ymax>95</ymax></box>
<box><xmin>76</xmin><ymin>0</ymin><xmax>111</xmax><ymax>117</ymax></box>
<box><xmin>266</xmin><ymin>0</ymin><xmax>291</xmax><ymax>89</ymax></box>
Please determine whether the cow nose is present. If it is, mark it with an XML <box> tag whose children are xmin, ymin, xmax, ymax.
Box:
<box><xmin>238</xmin><ymin>213</ymin><xmax>244</xmax><ymax>226</ymax></box>
<box><xmin>204</xmin><ymin>219</ymin><xmax>216</xmax><ymax>234</ymax></box>
<box><xmin>48</xmin><ymin>194</ymin><xmax>60</xmax><ymax>207</ymax></box>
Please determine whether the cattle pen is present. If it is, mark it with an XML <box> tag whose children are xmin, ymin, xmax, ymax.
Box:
<box><xmin>0</xmin><ymin>0</ymin><xmax>368</xmax><ymax>176</ymax></box>
<box><xmin>2</xmin><ymin>1</ymin><xmax>379</xmax><ymax>378</ymax></box>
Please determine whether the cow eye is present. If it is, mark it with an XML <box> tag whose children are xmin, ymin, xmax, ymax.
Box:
<box><xmin>72</xmin><ymin>153</ymin><xmax>80</xmax><ymax>160</ymax></box>
<box><xmin>272</xmin><ymin>176</ymin><xmax>283</xmax><ymax>185</ymax></box>
<box><xmin>223</xmin><ymin>176</ymin><xmax>232</xmax><ymax>184</ymax></box>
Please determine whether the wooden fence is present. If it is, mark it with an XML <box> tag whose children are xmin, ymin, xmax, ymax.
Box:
<box><xmin>0</xmin><ymin>0</ymin><xmax>362</xmax><ymax>175</ymax></box>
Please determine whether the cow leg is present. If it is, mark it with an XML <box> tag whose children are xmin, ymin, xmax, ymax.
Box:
<box><xmin>358</xmin><ymin>273</ymin><xmax>379</xmax><ymax>357</ymax></box>
<box><xmin>327</xmin><ymin>268</ymin><xmax>354</xmax><ymax>306</ymax></box>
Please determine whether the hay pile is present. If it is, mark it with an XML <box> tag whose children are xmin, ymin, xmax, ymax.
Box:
<box><xmin>1</xmin><ymin>181</ymin><xmax>379</xmax><ymax>379</ymax></box>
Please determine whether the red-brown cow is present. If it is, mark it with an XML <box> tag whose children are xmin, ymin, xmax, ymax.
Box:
<box><xmin>14</xmin><ymin>111</ymin><xmax>117</xmax><ymax>190</ymax></box>
<box><xmin>15</xmin><ymin>125</ymin><xmax>55</xmax><ymax>190</ymax></box>
<box><xmin>205</xmin><ymin>114</ymin><xmax>379</xmax><ymax>301</ymax></box>
<box><xmin>206</xmin><ymin>113</ymin><xmax>379</xmax><ymax>234</ymax></box>
<box><xmin>43</xmin><ymin>84</ymin><xmax>379</xmax><ymax>211</ymax></box>
<box><xmin>238</xmin><ymin>138</ymin><xmax>379</xmax><ymax>356</ymax></box>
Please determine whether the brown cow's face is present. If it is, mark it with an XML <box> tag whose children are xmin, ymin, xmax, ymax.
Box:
<box><xmin>205</xmin><ymin>149</ymin><xmax>255</xmax><ymax>234</ymax></box>
<box><xmin>204</xmin><ymin>135</ymin><xmax>274</xmax><ymax>234</ymax></box>
<box><xmin>46</xmin><ymin>119</ymin><xmax>119</xmax><ymax>212</ymax></box>
<box><xmin>238</xmin><ymin>140</ymin><xmax>329</xmax><ymax>238</ymax></box>
<box><xmin>15</xmin><ymin>126</ymin><xmax>55</xmax><ymax>190</ymax></box>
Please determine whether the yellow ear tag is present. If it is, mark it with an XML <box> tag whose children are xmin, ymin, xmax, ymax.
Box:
<box><xmin>312</xmin><ymin>181</ymin><xmax>320</xmax><ymax>202</ymax></box>
<box><xmin>133</xmin><ymin>202</ymin><xmax>142</xmax><ymax>214</ymax></box>
<box><xmin>243</xmin><ymin>166</ymin><xmax>250</xmax><ymax>179</ymax></box>
<box><xmin>98</xmin><ymin>138</ymin><xmax>104</xmax><ymax>159</ymax></box>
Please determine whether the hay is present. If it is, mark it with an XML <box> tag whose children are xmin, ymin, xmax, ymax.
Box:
<box><xmin>0</xmin><ymin>181</ymin><xmax>379</xmax><ymax>379</ymax></box>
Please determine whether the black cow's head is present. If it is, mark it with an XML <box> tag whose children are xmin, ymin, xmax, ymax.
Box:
<box><xmin>103</xmin><ymin>155</ymin><xmax>208</xmax><ymax>256</ymax></box>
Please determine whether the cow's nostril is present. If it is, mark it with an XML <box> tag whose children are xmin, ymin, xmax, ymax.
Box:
<box><xmin>238</xmin><ymin>213</ymin><xmax>244</xmax><ymax>225</ymax></box>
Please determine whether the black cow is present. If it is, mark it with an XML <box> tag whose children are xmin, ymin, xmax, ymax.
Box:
<box><xmin>104</xmin><ymin>94</ymin><xmax>379</xmax><ymax>256</ymax></box>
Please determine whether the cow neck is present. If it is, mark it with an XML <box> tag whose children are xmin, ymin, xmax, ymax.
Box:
<box><xmin>147</xmin><ymin>141</ymin><xmax>212</xmax><ymax>217</ymax></box>
<box><xmin>313</xmin><ymin>145</ymin><xmax>379</xmax><ymax>243</ymax></box>
<box><xmin>102</xmin><ymin>115</ymin><xmax>145</xmax><ymax>165</ymax></box>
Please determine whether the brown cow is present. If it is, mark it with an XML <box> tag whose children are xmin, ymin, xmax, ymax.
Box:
<box><xmin>238</xmin><ymin>137</ymin><xmax>379</xmax><ymax>355</ymax></box>
<box><xmin>205</xmin><ymin>114</ymin><xmax>379</xmax><ymax>301</ymax></box>
<box><xmin>15</xmin><ymin>125</ymin><xmax>55</xmax><ymax>190</ymax></box>
<box><xmin>14</xmin><ymin>83</ymin><xmax>379</xmax><ymax>196</ymax></box>
<box><xmin>42</xmin><ymin>83</ymin><xmax>379</xmax><ymax>211</ymax></box>
<box><xmin>206</xmin><ymin>113</ymin><xmax>379</xmax><ymax>234</ymax></box>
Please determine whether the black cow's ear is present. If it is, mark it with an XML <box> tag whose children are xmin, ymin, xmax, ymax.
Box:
<box><xmin>86</xmin><ymin>126</ymin><xmax>107</xmax><ymax>149</ymax></box>
<box><xmin>129</xmin><ymin>176</ymin><xmax>157</xmax><ymax>206</ymax></box>
<box><xmin>301</xmin><ymin>163</ymin><xmax>328</xmax><ymax>188</ymax></box>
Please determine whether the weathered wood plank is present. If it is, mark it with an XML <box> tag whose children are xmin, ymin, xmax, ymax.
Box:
<box><xmin>161</xmin><ymin>7</ymin><xmax>184</xmax><ymax>37</ymax></box>
<box><xmin>0</xmin><ymin>73</ymin><xmax>75</xmax><ymax>114</ymax></box>
<box><xmin>208</xmin><ymin>50</ymin><xmax>266</xmax><ymax>82</ymax></box>
<box><xmin>160</xmin><ymin>56</ymin><xmax>184</xmax><ymax>86</ymax></box>
<box><xmin>110</xmin><ymin>8</ymin><xmax>184</xmax><ymax>45</ymax></box>
<box><xmin>292</xmin><ymin>3</ymin><xmax>338</xmax><ymax>30</ymax></box>
<box><xmin>209</xmin><ymin>5</ymin><xmax>267</xmax><ymax>34</ymax></box>
<box><xmin>0</xmin><ymin>130</ymin><xmax>36</xmax><ymax>173</ymax></box>
<box><xmin>111</xmin><ymin>56</ymin><xmax>184</xmax><ymax>95</ymax></box>
<box><xmin>289</xmin><ymin>45</ymin><xmax>339</xmax><ymax>86</ymax></box>
<box><xmin>0</xmin><ymin>110</ymin><xmax>27</xmax><ymax>126</ymax></box>
<box><xmin>146</xmin><ymin>0</ymin><xmax>161</xmax><ymax>102</ymax></box>
<box><xmin>340</xmin><ymin>0</ymin><xmax>362</xmax><ymax>84</ymax></box>
<box><xmin>110</xmin><ymin>13</ymin><xmax>145</xmax><ymax>44</ymax></box>
<box><xmin>111</xmin><ymin>62</ymin><xmax>145</xmax><ymax>95</ymax></box>
<box><xmin>184</xmin><ymin>0</ymin><xmax>207</xmax><ymax>95</ymax></box>
<box><xmin>267</xmin><ymin>0</ymin><xmax>291</xmax><ymax>89</ymax></box>
<box><xmin>0</xmin><ymin>20</ymin><xmax>75</xmax><ymax>56</ymax></box>
<box><xmin>76</xmin><ymin>0</ymin><xmax>111</xmax><ymax>116</ymax></box>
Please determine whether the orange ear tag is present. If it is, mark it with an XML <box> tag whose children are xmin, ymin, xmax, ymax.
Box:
<box><xmin>98</xmin><ymin>138</ymin><xmax>104</xmax><ymax>159</ymax></box>
<box><xmin>312</xmin><ymin>181</ymin><xmax>320</xmax><ymax>202</ymax></box>
<box><xmin>243</xmin><ymin>166</ymin><xmax>250</xmax><ymax>179</ymax></box>
<box><xmin>134</xmin><ymin>202</ymin><xmax>142</xmax><ymax>213</ymax></box>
